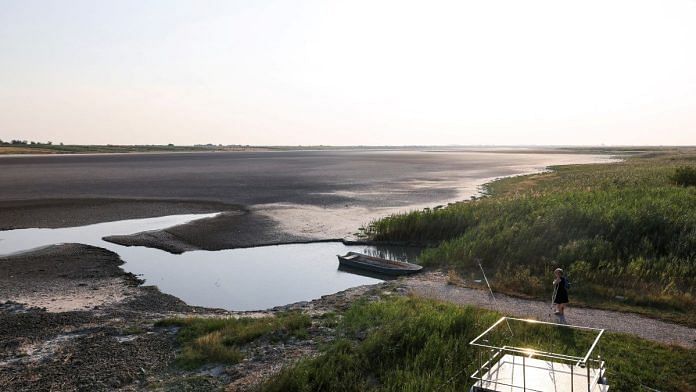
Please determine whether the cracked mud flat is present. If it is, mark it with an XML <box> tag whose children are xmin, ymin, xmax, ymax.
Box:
<box><xmin>0</xmin><ymin>245</ymin><xmax>137</xmax><ymax>312</ymax></box>
<box><xmin>0</xmin><ymin>243</ymin><xmax>395</xmax><ymax>391</ymax></box>
<box><xmin>0</xmin><ymin>244</ymin><xmax>194</xmax><ymax>391</ymax></box>
<box><xmin>2</xmin><ymin>245</ymin><xmax>694</xmax><ymax>391</ymax></box>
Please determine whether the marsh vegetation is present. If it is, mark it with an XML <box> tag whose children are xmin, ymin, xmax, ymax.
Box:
<box><xmin>369</xmin><ymin>151</ymin><xmax>696</xmax><ymax>325</ymax></box>
<box><xmin>262</xmin><ymin>297</ymin><xmax>695</xmax><ymax>392</ymax></box>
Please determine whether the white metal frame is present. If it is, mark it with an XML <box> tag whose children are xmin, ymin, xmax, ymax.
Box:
<box><xmin>469</xmin><ymin>317</ymin><xmax>606</xmax><ymax>392</ymax></box>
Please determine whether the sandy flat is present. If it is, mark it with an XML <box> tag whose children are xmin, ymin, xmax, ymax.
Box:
<box><xmin>0</xmin><ymin>149</ymin><xmax>611</xmax><ymax>250</ymax></box>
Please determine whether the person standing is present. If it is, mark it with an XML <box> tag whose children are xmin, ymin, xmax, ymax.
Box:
<box><xmin>553</xmin><ymin>268</ymin><xmax>569</xmax><ymax>315</ymax></box>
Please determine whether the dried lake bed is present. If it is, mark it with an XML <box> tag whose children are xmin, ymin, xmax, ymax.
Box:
<box><xmin>0</xmin><ymin>213</ymin><xmax>420</xmax><ymax>310</ymax></box>
<box><xmin>0</xmin><ymin>149</ymin><xmax>624</xmax><ymax>391</ymax></box>
<box><xmin>0</xmin><ymin>149</ymin><xmax>612</xmax><ymax>310</ymax></box>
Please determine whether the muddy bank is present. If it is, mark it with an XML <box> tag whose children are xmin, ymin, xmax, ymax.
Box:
<box><xmin>0</xmin><ymin>198</ymin><xmax>241</xmax><ymax>230</ymax></box>
<box><xmin>0</xmin><ymin>150</ymin><xmax>610</xmax><ymax>230</ymax></box>
<box><xmin>0</xmin><ymin>319</ymin><xmax>177</xmax><ymax>392</ymax></box>
<box><xmin>0</xmin><ymin>244</ymin><xmax>141</xmax><ymax>312</ymax></box>
<box><xmin>3</xmin><ymin>243</ymin><xmax>693</xmax><ymax>391</ymax></box>
<box><xmin>0</xmin><ymin>244</ymin><xmax>210</xmax><ymax>391</ymax></box>
<box><xmin>0</xmin><ymin>242</ymin><xmax>397</xmax><ymax>391</ymax></box>
<box><xmin>0</xmin><ymin>150</ymin><xmax>612</xmax><ymax>254</ymax></box>
<box><xmin>104</xmin><ymin>210</ymin><xmax>315</xmax><ymax>254</ymax></box>
<box><xmin>0</xmin><ymin>243</ymin><xmax>212</xmax><ymax>314</ymax></box>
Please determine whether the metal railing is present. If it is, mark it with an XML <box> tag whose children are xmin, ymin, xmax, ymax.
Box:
<box><xmin>469</xmin><ymin>317</ymin><xmax>607</xmax><ymax>392</ymax></box>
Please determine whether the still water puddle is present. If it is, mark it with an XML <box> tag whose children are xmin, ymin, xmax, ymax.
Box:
<box><xmin>0</xmin><ymin>214</ymin><xmax>419</xmax><ymax>311</ymax></box>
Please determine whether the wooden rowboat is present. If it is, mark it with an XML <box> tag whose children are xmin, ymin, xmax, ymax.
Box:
<box><xmin>337</xmin><ymin>252</ymin><xmax>423</xmax><ymax>276</ymax></box>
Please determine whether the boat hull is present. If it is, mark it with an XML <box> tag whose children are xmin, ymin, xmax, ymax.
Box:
<box><xmin>337</xmin><ymin>252</ymin><xmax>422</xmax><ymax>276</ymax></box>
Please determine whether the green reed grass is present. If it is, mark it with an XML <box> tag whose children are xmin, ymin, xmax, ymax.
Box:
<box><xmin>262</xmin><ymin>297</ymin><xmax>696</xmax><ymax>392</ymax></box>
<box><xmin>369</xmin><ymin>152</ymin><xmax>696</xmax><ymax>325</ymax></box>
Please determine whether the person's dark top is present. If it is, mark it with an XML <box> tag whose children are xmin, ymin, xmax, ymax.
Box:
<box><xmin>554</xmin><ymin>277</ymin><xmax>569</xmax><ymax>304</ymax></box>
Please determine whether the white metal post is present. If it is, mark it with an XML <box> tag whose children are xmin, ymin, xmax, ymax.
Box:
<box><xmin>522</xmin><ymin>355</ymin><xmax>526</xmax><ymax>392</ymax></box>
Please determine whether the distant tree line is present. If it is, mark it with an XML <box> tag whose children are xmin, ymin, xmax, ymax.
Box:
<box><xmin>0</xmin><ymin>139</ymin><xmax>60</xmax><ymax>146</ymax></box>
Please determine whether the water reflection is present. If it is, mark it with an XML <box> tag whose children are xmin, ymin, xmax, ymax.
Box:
<box><xmin>0</xmin><ymin>213</ymin><xmax>220</xmax><ymax>256</ymax></box>
<box><xmin>360</xmin><ymin>245</ymin><xmax>422</xmax><ymax>263</ymax></box>
<box><xmin>0</xmin><ymin>214</ymin><xmax>421</xmax><ymax>311</ymax></box>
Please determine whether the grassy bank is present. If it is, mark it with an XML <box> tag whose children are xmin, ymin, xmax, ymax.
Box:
<box><xmin>369</xmin><ymin>150</ymin><xmax>696</xmax><ymax>325</ymax></box>
<box><xmin>156</xmin><ymin>312</ymin><xmax>310</xmax><ymax>369</ymax></box>
<box><xmin>263</xmin><ymin>297</ymin><xmax>695</xmax><ymax>392</ymax></box>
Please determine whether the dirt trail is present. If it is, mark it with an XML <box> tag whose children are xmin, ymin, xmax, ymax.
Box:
<box><xmin>404</xmin><ymin>272</ymin><xmax>696</xmax><ymax>349</ymax></box>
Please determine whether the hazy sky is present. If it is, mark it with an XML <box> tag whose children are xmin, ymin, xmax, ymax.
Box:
<box><xmin>1</xmin><ymin>0</ymin><xmax>695</xmax><ymax>146</ymax></box>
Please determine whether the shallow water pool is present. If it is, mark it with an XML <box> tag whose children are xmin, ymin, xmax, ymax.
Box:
<box><xmin>0</xmin><ymin>214</ymin><xmax>419</xmax><ymax>310</ymax></box>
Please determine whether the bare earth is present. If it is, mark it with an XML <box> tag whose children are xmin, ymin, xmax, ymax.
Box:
<box><xmin>0</xmin><ymin>244</ymin><xmax>384</xmax><ymax>391</ymax></box>
<box><xmin>1</xmin><ymin>244</ymin><xmax>693</xmax><ymax>391</ymax></box>
<box><xmin>6</xmin><ymin>149</ymin><xmax>692</xmax><ymax>391</ymax></box>
<box><xmin>0</xmin><ymin>149</ymin><xmax>609</xmax><ymax>248</ymax></box>
<box><xmin>0</xmin><ymin>244</ymin><xmax>202</xmax><ymax>391</ymax></box>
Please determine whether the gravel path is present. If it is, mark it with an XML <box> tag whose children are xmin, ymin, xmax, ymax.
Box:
<box><xmin>404</xmin><ymin>272</ymin><xmax>696</xmax><ymax>349</ymax></box>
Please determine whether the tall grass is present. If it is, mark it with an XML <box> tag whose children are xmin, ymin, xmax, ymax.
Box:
<box><xmin>671</xmin><ymin>166</ymin><xmax>696</xmax><ymax>187</ymax></box>
<box><xmin>263</xmin><ymin>297</ymin><xmax>696</xmax><ymax>392</ymax></box>
<box><xmin>369</xmin><ymin>153</ymin><xmax>696</xmax><ymax>324</ymax></box>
